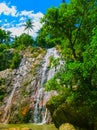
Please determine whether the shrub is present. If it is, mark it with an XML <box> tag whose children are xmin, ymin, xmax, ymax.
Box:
<box><xmin>10</xmin><ymin>52</ymin><xmax>21</xmax><ymax>69</ymax></box>
<box><xmin>12</xmin><ymin>33</ymin><xmax>34</xmax><ymax>49</ymax></box>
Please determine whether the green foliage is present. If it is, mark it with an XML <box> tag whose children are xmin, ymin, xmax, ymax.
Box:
<box><xmin>0</xmin><ymin>28</ymin><xmax>7</xmax><ymax>44</ymax></box>
<box><xmin>0</xmin><ymin>28</ymin><xmax>12</xmax><ymax>45</ymax></box>
<box><xmin>0</xmin><ymin>50</ymin><xmax>14</xmax><ymax>71</ymax></box>
<box><xmin>12</xmin><ymin>33</ymin><xmax>34</xmax><ymax>49</ymax></box>
<box><xmin>24</xmin><ymin>19</ymin><xmax>34</xmax><ymax>35</ymax></box>
<box><xmin>0</xmin><ymin>87</ymin><xmax>6</xmax><ymax>101</ymax></box>
<box><xmin>36</xmin><ymin>28</ymin><xmax>49</xmax><ymax>48</ymax></box>
<box><xmin>0</xmin><ymin>0</ymin><xmax>97</xmax><ymax>127</ymax></box>
<box><xmin>10</xmin><ymin>52</ymin><xmax>21</xmax><ymax>69</ymax></box>
<box><xmin>0</xmin><ymin>78</ymin><xmax>6</xmax><ymax>101</ymax></box>
<box><xmin>0</xmin><ymin>49</ymin><xmax>21</xmax><ymax>71</ymax></box>
<box><xmin>47</xmin><ymin>88</ymin><xmax>72</xmax><ymax>108</ymax></box>
<box><xmin>81</xmin><ymin>27</ymin><xmax>97</xmax><ymax>83</ymax></box>
<box><xmin>43</xmin><ymin>0</ymin><xmax>97</xmax><ymax>93</ymax></box>
<box><xmin>42</xmin><ymin>0</ymin><xmax>97</xmax><ymax>129</ymax></box>
<box><xmin>0</xmin><ymin>43</ymin><xmax>8</xmax><ymax>52</ymax></box>
<box><xmin>10</xmin><ymin>102</ymin><xmax>32</xmax><ymax>123</ymax></box>
<box><xmin>49</xmin><ymin>56</ymin><xmax>60</xmax><ymax>68</ymax></box>
<box><xmin>39</xmin><ymin>0</ymin><xmax>96</xmax><ymax>59</ymax></box>
<box><xmin>47</xmin><ymin>88</ymin><xmax>97</xmax><ymax>129</ymax></box>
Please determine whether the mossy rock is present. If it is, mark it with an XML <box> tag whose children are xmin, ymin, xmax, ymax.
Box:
<box><xmin>47</xmin><ymin>97</ymin><xmax>97</xmax><ymax>129</ymax></box>
<box><xmin>59</xmin><ymin>123</ymin><xmax>76</xmax><ymax>130</ymax></box>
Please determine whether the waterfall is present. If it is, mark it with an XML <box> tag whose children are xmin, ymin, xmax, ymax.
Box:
<box><xmin>33</xmin><ymin>47</ymin><xmax>62</xmax><ymax>124</ymax></box>
<box><xmin>1</xmin><ymin>47</ymin><xmax>62</xmax><ymax>124</ymax></box>
<box><xmin>2</xmin><ymin>56</ymin><xmax>32</xmax><ymax>123</ymax></box>
<box><xmin>42</xmin><ymin>108</ymin><xmax>48</xmax><ymax>124</ymax></box>
<box><xmin>2</xmin><ymin>84</ymin><xmax>18</xmax><ymax>123</ymax></box>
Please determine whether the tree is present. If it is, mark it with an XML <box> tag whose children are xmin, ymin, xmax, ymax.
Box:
<box><xmin>24</xmin><ymin>19</ymin><xmax>34</xmax><ymax>35</ymax></box>
<box><xmin>36</xmin><ymin>27</ymin><xmax>52</xmax><ymax>48</ymax></box>
<box><xmin>0</xmin><ymin>28</ymin><xmax>12</xmax><ymax>45</ymax></box>
<box><xmin>0</xmin><ymin>28</ymin><xmax>7</xmax><ymax>44</ymax></box>
<box><xmin>40</xmin><ymin>0</ymin><xmax>96</xmax><ymax>61</ymax></box>
<box><xmin>5</xmin><ymin>31</ymin><xmax>12</xmax><ymax>43</ymax></box>
<box><xmin>12</xmin><ymin>33</ymin><xmax>34</xmax><ymax>48</ymax></box>
<box><xmin>41</xmin><ymin>0</ymin><xmax>97</xmax><ymax>129</ymax></box>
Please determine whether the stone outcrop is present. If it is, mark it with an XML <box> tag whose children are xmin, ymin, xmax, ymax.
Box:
<box><xmin>59</xmin><ymin>123</ymin><xmax>76</xmax><ymax>130</ymax></box>
<box><xmin>46</xmin><ymin>93</ymin><xmax>97</xmax><ymax>130</ymax></box>
<box><xmin>0</xmin><ymin>47</ymin><xmax>46</xmax><ymax>123</ymax></box>
<box><xmin>0</xmin><ymin>47</ymin><xmax>61</xmax><ymax>124</ymax></box>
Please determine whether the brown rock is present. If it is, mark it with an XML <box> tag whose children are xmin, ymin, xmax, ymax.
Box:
<box><xmin>21</xmin><ymin>128</ymin><xmax>30</xmax><ymax>130</ymax></box>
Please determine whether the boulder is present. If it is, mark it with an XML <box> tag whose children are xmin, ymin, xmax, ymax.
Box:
<box><xmin>59</xmin><ymin>123</ymin><xmax>76</xmax><ymax>130</ymax></box>
<box><xmin>47</xmin><ymin>94</ymin><xmax>97</xmax><ymax>130</ymax></box>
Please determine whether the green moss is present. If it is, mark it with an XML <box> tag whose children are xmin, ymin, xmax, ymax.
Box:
<box><xmin>0</xmin><ymin>78</ymin><xmax>7</xmax><ymax>101</ymax></box>
<box><xmin>47</xmin><ymin>93</ymin><xmax>97</xmax><ymax>129</ymax></box>
<box><xmin>0</xmin><ymin>78</ymin><xmax>6</xmax><ymax>85</ymax></box>
<box><xmin>0</xmin><ymin>49</ymin><xmax>22</xmax><ymax>71</ymax></box>
<box><xmin>21</xmin><ymin>80</ymin><xmax>32</xmax><ymax>96</ymax></box>
<box><xmin>30</xmin><ymin>47</ymin><xmax>34</xmax><ymax>53</ymax></box>
<box><xmin>10</xmin><ymin>52</ymin><xmax>22</xmax><ymax>69</ymax></box>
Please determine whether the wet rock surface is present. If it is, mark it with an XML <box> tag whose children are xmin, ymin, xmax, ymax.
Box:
<box><xmin>0</xmin><ymin>47</ymin><xmax>61</xmax><ymax>124</ymax></box>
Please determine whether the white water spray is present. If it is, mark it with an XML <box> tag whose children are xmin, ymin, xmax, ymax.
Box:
<box><xmin>33</xmin><ymin>47</ymin><xmax>62</xmax><ymax>124</ymax></box>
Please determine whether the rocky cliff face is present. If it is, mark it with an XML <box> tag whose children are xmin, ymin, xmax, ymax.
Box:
<box><xmin>0</xmin><ymin>47</ymin><xmax>61</xmax><ymax>124</ymax></box>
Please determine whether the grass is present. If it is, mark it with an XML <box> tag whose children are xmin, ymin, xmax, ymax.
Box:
<box><xmin>0</xmin><ymin>123</ymin><xmax>58</xmax><ymax>130</ymax></box>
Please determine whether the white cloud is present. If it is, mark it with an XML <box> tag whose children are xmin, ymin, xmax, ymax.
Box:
<box><xmin>19</xmin><ymin>10</ymin><xmax>33</xmax><ymax>17</ymax></box>
<box><xmin>31</xmin><ymin>12</ymin><xmax>44</xmax><ymax>20</ymax></box>
<box><xmin>0</xmin><ymin>2</ymin><xmax>17</xmax><ymax>16</ymax></box>
<box><xmin>19</xmin><ymin>17</ymin><xmax>26</xmax><ymax>21</ymax></box>
<box><xmin>33</xmin><ymin>19</ymin><xmax>43</xmax><ymax>33</ymax></box>
<box><xmin>2</xmin><ymin>23</ymin><xmax>11</xmax><ymax>28</ymax></box>
<box><xmin>7</xmin><ymin>11</ymin><xmax>43</xmax><ymax>38</ymax></box>
<box><xmin>7</xmin><ymin>18</ymin><xmax>43</xmax><ymax>38</ymax></box>
<box><xmin>0</xmin><ymin>2</ymin><xmax>44</xmax><ymax>38</ymax></box>
<box><xmin>19</xmin><ymin>10</ymin><xmax>44</xmax><ymax>20</ymax></box>
<box><xmin>7</xmin><ymin>26</ymin><xmax>25</xmax><ymax>36</ymax></box>
<box><xmin>7</xmin><ymin>26</ymin><xmax>36</xmax><ymax>38</ymax></box>
<box><xmin>7</xmin><ymin>21</ymin><xmax>42</xmax><ymax>38</ymax></box>
<box><xmin>16</xmin><ymin>22</ymin><xmax>24</xmax><ymax>27</ymax></box>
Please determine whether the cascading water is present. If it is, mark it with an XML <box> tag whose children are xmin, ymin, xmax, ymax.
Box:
<box><xmin>0</xmin><ymin>47</ymin><xmax>62</xmax><ymax>124</ymax></box>
<box><xmin>2</xmin><ymin>83</ymin><xmax>18</xmax><ymax>123</ymax></box>
<box><xmin>33</xmin><ymin>47</ymin><xmax>62</xmax><ymax>124</ymax></box>
<box><xmin>2</xmin><ymin>56</ymin><xmax>32</xmax><ymax>123</ymax></box>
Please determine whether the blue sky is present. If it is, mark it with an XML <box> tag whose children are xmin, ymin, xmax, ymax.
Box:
<box><xmin>0</xmin><ymin>0</ymin><xmax>69</xmax><ymax>37</ymax></box>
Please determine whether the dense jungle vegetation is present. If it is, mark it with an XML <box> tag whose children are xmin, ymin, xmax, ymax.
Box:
<box><xmin>0</xmin><ymin>0</ymin><xmax>97</xmax><ymax>129</ymax></box>
<box><xmin>39</xmin><ymin>0</ymin><xmax>97</xmax><ymax>129</ymax></box>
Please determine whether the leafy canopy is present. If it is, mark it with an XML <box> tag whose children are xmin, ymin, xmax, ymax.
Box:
<box><xmin>23</xmin><ymin>19</ymin><xmax>34</xmax><ymax>35</ymax></box>
<box><xmin>41</xmin><ymin>0</ymin><xmax>97</xmax><ymax>129</ymax></box>
<box><xmin>12</xmin><ymin>33</ymin><xmax>34</xmax><ymax>49</ymax></box>
<box><xmin>41</xmin><ymin>0</ymin><xmax>97</xmax><ymax>90</ymax></box>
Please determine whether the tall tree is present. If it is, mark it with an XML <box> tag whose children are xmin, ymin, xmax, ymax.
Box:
<box><xmin>5</xmin><ymin>31</ymin><xmax>12</xmax><ymax>44</ymax></box>
<box><xmin>13</xmin><ymin>33</ymin><xmax>34</xmax><ymax>48</ymax></box>
<box><xmin>40</xmin><ymin>0</ymin><xmax>97</xmax><ymax>129</ymax></box>
<box><xmin>24</xmin><ymin>19</ymin><xmax>34</xmax><ymax>35</ymax></box>
<box><xmin>0</xmin><ymin>28</ymin><xmax>7</xmax><ymax>44</ymax></box>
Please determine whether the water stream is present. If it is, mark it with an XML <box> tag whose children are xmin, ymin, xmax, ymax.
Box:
<box><xmin>2</xmin><ymin>47</ymin><xmax>62</xmax><ymax>124</ymax></box>
<box><xmin>33</xmin><ymin>47</ymin><xmax>61</xmax><ymax>124</ymax></box>
<box><xmin>2</xmin><ymin>56</ymin><xmax>31</xmax><ymax>123</ymax></box>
